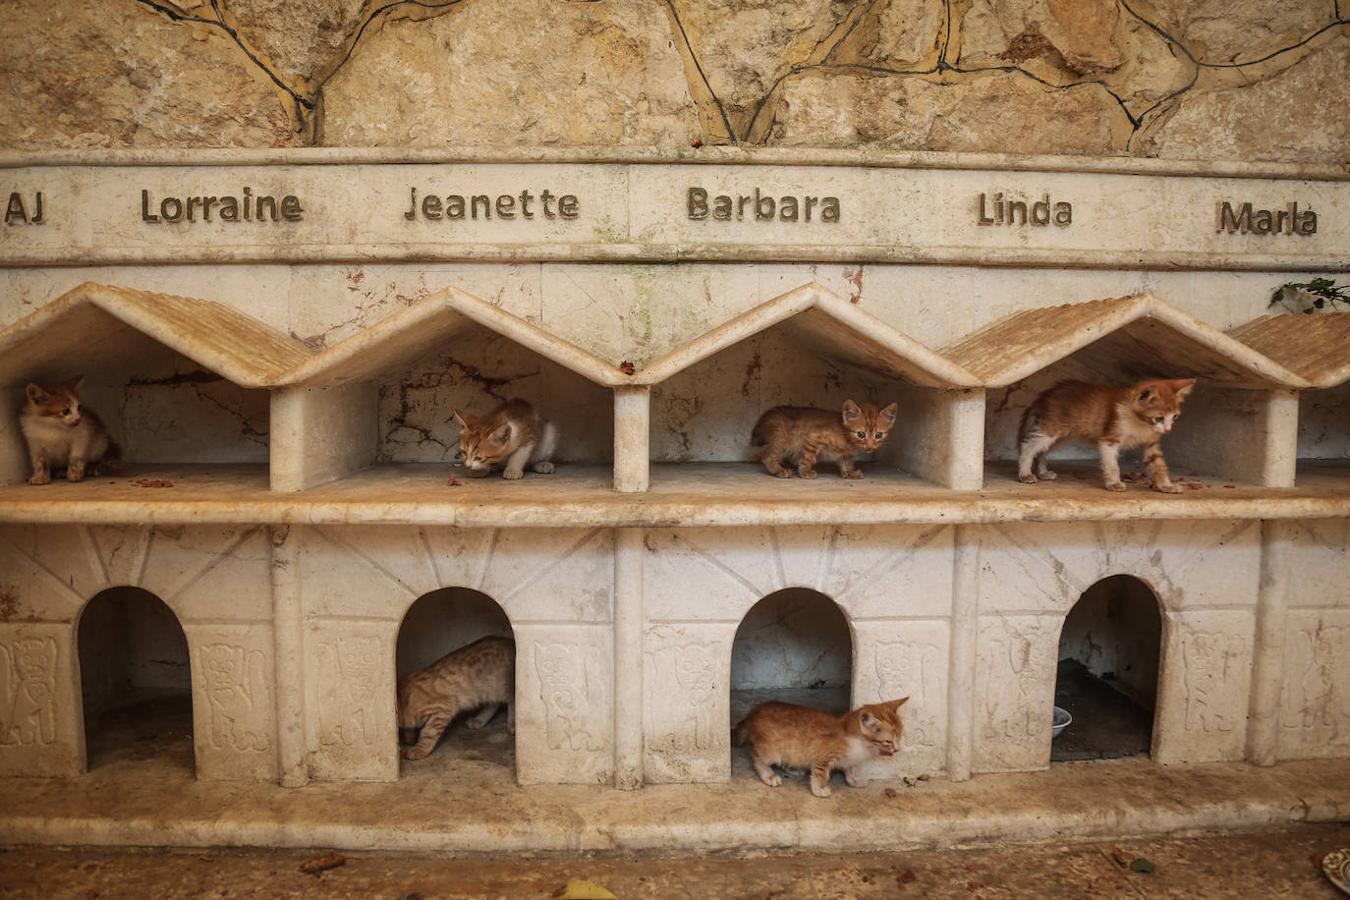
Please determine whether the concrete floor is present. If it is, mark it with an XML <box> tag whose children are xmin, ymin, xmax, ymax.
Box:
<box><xmin>1</xmin><ymin>825</ymin><xmax>1347</xmax><ymax>898</ymax></box>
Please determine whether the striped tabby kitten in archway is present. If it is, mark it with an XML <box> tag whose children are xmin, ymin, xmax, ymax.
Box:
<box><xmin>453</xmin><ymin>398</ymin><xmax>557</xmax><ymax>480</ymax></box>
<box><xmin>397</xmin><ymin>636</ymin><xmax>514</xmax><ymax>761</ymax></box>
<box><xmin>1017</xmin><ymin>378</ymin><xmax>1196</xmax><ymax>493</ymax></box>
<box><xmin>751</xmin><ymin>400</ymin><xmax>897</xmax><ymax>479</ymax></box>
<box><xmin>733</xmin><ymin>697</ymin><xmax>908</xmax><ymax>798</ymax></box>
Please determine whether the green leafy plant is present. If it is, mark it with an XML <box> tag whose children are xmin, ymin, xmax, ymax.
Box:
<box><xmin>1270</xmin><ymin>278</ymin><xmax>1350</xmax><ymax>314</ymax></box>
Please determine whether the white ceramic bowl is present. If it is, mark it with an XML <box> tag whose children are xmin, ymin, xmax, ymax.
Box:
<box><xmin>1051</xmin><ymin>706</ymin><xmax>1072</xmax><ymax>739</ymax></box>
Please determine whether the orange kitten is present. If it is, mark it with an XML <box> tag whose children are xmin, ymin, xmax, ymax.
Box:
<box><xmin>733</xmin><ymin>698</ymin><xmax>908</xmax><ymax>798</ymax></box>
<box><xmin>20</xmin><ymin>377</ymin><xmax>117</xmax><ymax>485</ymax></box>
<box><xmin>1017</xmin><ymin>378</ymin><xmax>1196</xmax><ymax>493</ymax></box>
<box><xmin>452</xmin><ymin>398</ymin><xmax>557</xmax><ymax>480</ymax></box>
<box><xmin>751</xmin><ymin>400</ymin><xmax>897</xmax><ymax>479</ymax></box>
<box><xmin>397</xmin><ymin>636</ymin><xmax>514</xmax><ymax>761</ymax></box>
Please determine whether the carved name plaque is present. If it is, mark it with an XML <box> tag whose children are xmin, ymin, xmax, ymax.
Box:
<box><xmin>0</xmin><ymin>150</ymin><xmax>1344</xmax><ymax>270</ymax></box>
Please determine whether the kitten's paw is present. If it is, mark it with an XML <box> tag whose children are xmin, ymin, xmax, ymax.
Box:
<box><xmin>810</xmin><ymin>784</ymin><xmax>832</xmax><ymax>798</ymax></box>
<box><xmin>27</xmin><ymin>473</ymin><xmax>50</xmax><ymax>486</ymax></box>
<box><xmin>1038</xmin><ymin>470</ymin><xmax>1058</xmax><ymax>481</ymax></box>
<box><xmin>768</xmin><ymin>468</ymin><xmax>792</xmax><ymax>479</ymax></box>
<box><xmin>532</xmin><ymin>461</ymin><xmax>555</xmax><ymax>475</ymax></box>
<box><xmin>501</xmin><ymin>469</ymin><xmax>524</xmax><ymax>481</ymax></box>
<box><xmin>1018</xmin><ymin>473</ymin><xmax>1038</xmax><ymax>484</ymax></box>
<box><xmin>797</xmin><ymin>468</ymin><xmax>818</xmax><ymax>480</ymax></box>
<box><xmin>1104</xmin><ymin>481</ymin><xmax>1127</xmax><ymax>492</ymax></box>
<box><xmin>1155</xmin><ymin>482</ymin><xmax>1184</xmax><ymax>494</ymax></box>
<box><xmin>844</xmin><ymin>770</ymin><xmax>861</xmax><ymax>788</ymax></box>
<box><xmin>762</xmin><ymin>774</ymin><xmax>782</xmax><ymax>788</ymax></box>
<box><xmin>465</xmin><ymin>719</ymin><xmax>485</xmax><ymax>730</ymax></box>
<box><xmin>66</xmin><ymin>470</ymin><xmax>85</xmax><ymax>482</ymax></box>
<box><xmin>402</xmin><ymin>747</ymin><xmax>429</xmax><ymax>761</ymax></box>
<box><xmin>842</xmin><ymin>469</ymin><xmax>863</xmax><ymax>480</ymax></box>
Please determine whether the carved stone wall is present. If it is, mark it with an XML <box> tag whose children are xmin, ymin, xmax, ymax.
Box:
<box><xmin>2</xmin><ymin>1</ymin><xmax>1346</xmax><ymax>163</ymax></box>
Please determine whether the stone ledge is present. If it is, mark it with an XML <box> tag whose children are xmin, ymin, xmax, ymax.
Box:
<box><xmin>0</xmin><ymin>462</ymin><xmax>1345</xmax><ymax>527</ymax></box>
<box><xmin>1</xmin><ymin>756</ymin><xmax>1345</xmax><ymax>853</ymax></box>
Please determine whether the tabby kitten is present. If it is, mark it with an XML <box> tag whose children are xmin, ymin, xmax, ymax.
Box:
<box><xmin>1017</xmin><ymin>378</ymin><xmax>1196</xmax><ymax>493</ymax></box>
<box><xmin>20</xmin><ymin>378</ymin><xmax>117</xmax><ymax>485</ymax></box>
<box><xmin>733</xmin><ymin>697</ymin><xmax>908</xmax><ymax>798</ymax></box>
<box><xmin>397</xmin><ymin>635</ymin><xmax>515</xmax><ymax>761</ymax></box>
<box><xmin>452</xmin><ymin>398</ymin><xmax>557</xmax><ymax>480</ymax></box>
<box><xmin>751</xmin><ymin>400</ymin><xmax>898</xmax><ymax>479</ymax></box>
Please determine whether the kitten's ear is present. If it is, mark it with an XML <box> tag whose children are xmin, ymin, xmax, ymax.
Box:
<box><xmin>842</xmin><ymin>400</ymin><xmax>862</xmax><ymax>423</ymax></box>
<box><xmin>879</xmin><ymin>402</ymin><xmax>898</xmax><ymax>426</ymax></box>
<box><xmin>24</xmin><ymin>383</ymin><xmax>49</xmax><ymax>404</ymax></box>
<box><xmin>891</xmin><ymin>696</ymin><xmax>910</xmax><ymax>711</ymax></box>
<box><xmin>451</xmin><ymin>409</ymin><xmax>471</xmax><ymax>429</ymax></box>
<box><xmin>490</xmin><ymin>423</ymin><xmax>512</xmax><ymax>443</ymax></box>
<box><xmin>1137</xmin><ymin>385</ymin><xmax>1155</xmax><ymax>403</ymax></box>
<box><xmin>68</xmin><ymin>375</ymin><xmax>86</xmax><ymax>394</ymax></box>
<box><xmin>1172</xmin><ymin>378</ymin><xmax>1196</xmax><ymax>399</ymax></box>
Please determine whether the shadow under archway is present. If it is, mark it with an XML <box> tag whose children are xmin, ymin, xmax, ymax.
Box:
<box><xmin>395</xmin><ymin>587</ymin><xmax>515</xmax><ymax>777</ymax></box>
<box><xmin>1053</xmin><ymin>575</ymin><xmax>1162</xmax><ymax>762</ymax></box>
<box><xmin>730</xmin><ymin>587</ymin><xmax>853</xmax><ymax>736</ymax></box>
<box><xmin>78</xmin><ymin>586</ymin><xmax>193</xmax><ymax>774</ymax></box>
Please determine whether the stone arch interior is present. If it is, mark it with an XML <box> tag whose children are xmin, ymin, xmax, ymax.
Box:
<box><xmin>729</xmin><ymin>588</ymin><xmax>853</xmax><ymax>780</ymax></box>
<box><xmin>394</xmin><ymin>587</ymin><xmax>516</xmax><ymax>778</ymax></box>
<box><xmin>1052</xmin><ymin>575</ymin><xmax>1162</xmax><ymax>762</ymax></box>
<box><xmin>76</xmin><ymin>586</ymin><xmax>193</xmax><ymax>774</ymax></box>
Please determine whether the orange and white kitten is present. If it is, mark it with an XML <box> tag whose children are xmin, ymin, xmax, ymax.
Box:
<box><xmin>20</xmin><ymin>378</ymin><xmax>116</xmax><ymax>485</ymax></box>
<box><xmin>751</xmin><ymin>400</ymin><xmax>898</xmax><ymax>479</ymax></box>
<box><xmin>734</xmin><ymin>698</ymin><xmax>908</xmax><ymax>797</ymax></box>
<box><xmin>397</xmin><ymin>636</ymin><xmax>514</xmax><ymax>761</ymax></box>
<box><xmin>1018</xmin><ymin>378</ymin><xmax>1196</xmax><ymax>493</ymax></box>
<box><xmin>452</xmin><ymin>398</ymin><xmax>557</xmax><ymax>480</ymax></box>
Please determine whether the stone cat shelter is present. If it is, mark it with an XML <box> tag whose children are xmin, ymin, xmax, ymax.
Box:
<box><xmin>0</xmin><ymin>149</ymin><xmax>1346</xmax><ymax>849</ymax></box>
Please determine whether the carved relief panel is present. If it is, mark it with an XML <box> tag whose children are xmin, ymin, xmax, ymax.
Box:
<box><xmin>1278</xmin><ymin>609</ymin><xmax>1350</xmax><ymax>760</ymax></box>
<box><xmin>973</xmin><ymin>615</ymin><xmax>1060</xmax><ymax>773</ymax></box>
<box><xmin>513</xmin><ymin>623</ymin><xmax>613</xmax><ymax>785</ymax></box>
<box><xmin>1152</xmin><ymin>610</ymin><xmax>1254</xmax><ymax>764</ymax></box>
<box><xmin>643</xmin><ymin>623</ymin><xmax>734</xmax><ymax>783</ymax></box>
<box><xmin>0</xmin><ymin>622</ymin><xmax>80</xmax><ymax>777</ymax></box>
<box><xmin>304</xmin><ymin>618</ymin><xmax>398</xmax><ymax>781</ymax></box>
<box><xmin>187</xmin><ymin>623</ymin><xmax>278</xmax><ymax>781</ymax></box>
<box><xmin>851</xmin><ymin>619</ymin><xmax>950</xmax><ymax>778</ymax></box>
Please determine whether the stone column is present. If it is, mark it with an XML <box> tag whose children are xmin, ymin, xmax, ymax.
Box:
<box><xmin>613</xmin><ymin>527</ymin><xmax>644</xmax><ymax>788</ymax></box>
<box><xmin>947</xmin><ymin>524</ymin><xmax>979</xmax><ymax>781</ymax></box>
<box><xmin>613</xmin><ymin>385</ymin><xmax>650</xmax><ymax>493</ymax></box>
<box><xmin>270</xmin><ymin>524</ymin><xmax>308</xmax><ymax>787</ymax></box>
<box><xmin>1247</xmin><ymin>518</ymin><xmax>1294</xmax><ymax>765</ymax></box>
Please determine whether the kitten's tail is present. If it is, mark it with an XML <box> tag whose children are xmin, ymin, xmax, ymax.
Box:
<box><xmin>101</xmin><ymin>439</ymin><xmax>125</xmax><ymax>473</ymax></box>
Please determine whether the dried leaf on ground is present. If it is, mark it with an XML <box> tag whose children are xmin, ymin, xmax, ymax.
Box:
<box><xmin>553</xmin><ymin>879</ymin><xmax>618</xmax><ymax>900</ymax></box>
<box><xmin>299</xmin><ymin>852</ymin><xmax>346</xmax><ymax>875</ymax></box>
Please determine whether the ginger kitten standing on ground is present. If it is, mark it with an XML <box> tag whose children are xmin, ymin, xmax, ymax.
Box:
<box><xmin>752</xmin><ymin>400</ymin><xmax>897</xmax><ymax>479</ymax></box>
<box><xmin>20</xmin><ymin>377</ymin><xmax>117</xmax><ymax>485</ymax></box>
<box><xmin>397</xmin><ymin>636</ymin><xmax>515</xmax><ymax>761</ymax></box>
<box><xmin>734</xmin><ymin>698</ymin><xmax>908</xmax><ymax>797</ymax></box>
<box><xmin>453</xmin><ymin>398</ymin><xmax>557</xmax><ymax>480</ymax></box>
<box><xmin>1017</xmin><ymin>378</ymin><xmax>1196</xmax><ymax>493</ymax></box>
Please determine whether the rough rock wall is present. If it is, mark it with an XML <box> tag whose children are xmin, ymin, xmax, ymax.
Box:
<box><xmin>3</xmin><ymin>0</ymin><xmax>1346</xmax><ymax>162</ymax></box>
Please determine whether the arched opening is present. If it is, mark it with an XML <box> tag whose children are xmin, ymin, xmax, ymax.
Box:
<box><xmin>730</xmin><ymin>588</ymin><xmax>853</xmax><ymax>775</ymax></box>
<box><xmin>77</xmin><ymin>587</ymin><xmax>193</xmax><ymax>773</ymax></box>
<box><xmin>1053</xmin><ymin>575</ymin><xmax>1162</xmax><ymax>761</ymax></box>
<box><xmin>395</xmin><ymin>588</ymin><xmax>515</xmax><ymax>776</ymax></box>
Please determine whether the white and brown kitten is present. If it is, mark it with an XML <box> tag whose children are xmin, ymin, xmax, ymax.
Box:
<box><xmin>20</xmin><ymin>378</ymin><xmax>117</xmax><ymax>485</ymax></box>
<box><xmin>1017</xmin><ymin>378</ymin><xmax>1196</xmax><ymax>493</ymax></box>
<box><xmin>397</xmin><ymin>635</ymin><xmax>515</xmax><ymax>761</ymax></box>
<box><xmin>452</xmin><ymin>398</ymin><xmax>557</xmax><ymax>480</ymax></box>
<box><xmin>733</xmin><ymin>698</ymin><xmax>908</xmax><ymax>798</ymax></box>
<box><xmin>751</xmin><ymin>400</ymin><xmax>897</xmax><ymax>479</ymax></box>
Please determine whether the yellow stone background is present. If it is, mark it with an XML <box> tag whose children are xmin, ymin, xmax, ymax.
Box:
<box><xmin>3</xmin><ymin>0</ymin><xmax>1346</xmax><ymax>161</ymax></box>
